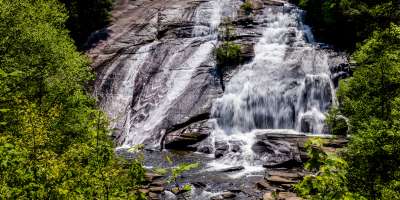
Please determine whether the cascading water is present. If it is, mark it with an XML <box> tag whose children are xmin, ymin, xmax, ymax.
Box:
<box><xmin>96</xmin><ymin>0</ymin><xmax>234</xmax><ymax>148</ymax></box>
<box><xmin>207</xmin><ymin>3</ymin><xmax>336</xmax><ymax>174</ymax></box>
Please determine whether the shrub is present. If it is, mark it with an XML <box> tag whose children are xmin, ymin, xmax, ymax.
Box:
<box><xmin>325</xmin><ymin>107</ymin><xmax>349</xmax><ymax>135</ymax></box>
<box><xmin>215</xmin><ymin>41</ymin><xmax>242</xmax><ymax>71</ymax></box>
<box><xmin>240</xmin><ymin>1</ymin><xmax>254</xmax><ymax>15</ymax></box>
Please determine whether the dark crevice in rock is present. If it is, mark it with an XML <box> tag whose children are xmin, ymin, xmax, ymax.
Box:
<box><xmin>166</xmin><ymin>112</ymin><xmax>211</xmax><ymax>134</ymax></box>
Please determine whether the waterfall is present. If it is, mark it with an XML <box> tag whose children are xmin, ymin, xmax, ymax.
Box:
<box><xmin>207</xmin><ymin>3</ymin><xmax>336</xmax><ymax>174</ymax></box>
<box><xmin>96</xmin><ymin>0</ymin><xmax>234</xmax><ymax>148</ymax></box>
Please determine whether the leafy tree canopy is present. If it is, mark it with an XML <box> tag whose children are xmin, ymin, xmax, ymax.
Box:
<box><xmin>0</xmin><ymin>0</ymin><xmax>144</xmax><ymax>198</ymax></box>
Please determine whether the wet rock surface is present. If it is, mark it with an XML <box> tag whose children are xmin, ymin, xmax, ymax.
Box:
<box><xmin>117</xmin><ymin>133</ymin><xmax>346</xmax><ymax>199</ymax></box>
<box><xmin>92</xmin><ymin>0</ymin><xmax>349</xmax><ymax>199</ymax></box>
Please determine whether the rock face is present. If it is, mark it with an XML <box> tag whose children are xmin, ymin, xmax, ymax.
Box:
<box><xmin>90</xmin><ymin>0</ymin><xmax>242</xmax><ymax>148</ymax></box>
<box><xmin>164</xmin><ymin>120</ymin><xmax>211</xmax><ymax>150</ymax></box>
<box><xmin>90</xmin><ymin>0</ymin><xmax>349</xmax><ymax>198</ymax></box>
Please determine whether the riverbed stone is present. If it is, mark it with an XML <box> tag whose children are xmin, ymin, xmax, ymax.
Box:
<box><xmin>148</xmin><ymin>192</ymin><xmax>159</xmax><ymax>199</ymax></box>
<box><xmin>266</xmin><ymin>175</ymin><xmax>298</xmax><ymax>184</ymax></box>
<box><xmin>145</xmin><ymin>173</ymin><xmax>163</xmax><ymax>182</ymax></box>
<box><xmin>149</xmin><ymin>187</ymin><xmax>164</xmax><ymax>193</ymax></box>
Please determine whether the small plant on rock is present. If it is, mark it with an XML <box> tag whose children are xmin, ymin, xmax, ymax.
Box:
<box><xmin>153</xmin><ymin>155</ymin><xmax>199</xmax><ymax>199</ymax></box>
<box><xmin>240</xmin><ymin>0</ymin><xmax>254</xmax><ymax>15</ymax></box>
<box><xmin>216</xmin><ymin>41</ymin><xmax>242</xmax><ymax>70</ymax></box>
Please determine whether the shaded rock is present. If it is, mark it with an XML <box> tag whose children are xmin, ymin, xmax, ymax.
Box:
<box><xmin>263</xmin><ymin>192</ymin><xmax>274</xmax><ymax>200</ymax></box>
<box><xmin>264</xmin><ymin>0</ymin><xmax>285</xmax><ymax>6</ymax></box>
<box><xmin>148</xmin><ymin>192</ymin><xmax>159</xmax><ymax>199</ymax></box>
<box><xmin>256</xmin><ymin>180</ymin><xmax>271</xmax><ymax>189</ymax></box>
<box><xmin>215</xmin><ymin>141</ymin><xmax>229</xmax><ymax>158</ymax></box>
<box><xmin>266</xmin><ymin>176</ymin><xmax>298</xmax><ymax>184</ymax></box>
<box><xmin>323</xmin><ymin>137</ymin><xmax>348</xmax><ymax>148</ymax></box>
<box><xmin>145</xmin><ymin>173</ymin><xmax>163</xmax><ymax>182</ymax></box>
<box><xmin>192</xmin><ymin>182</ymin><xmax>207</xmax><ymax>188</ymax></box>
<box><xmin>263</xmin><ymin>159</ymin><xmax>303</xmax><ymax>169</ymax></box>
<box><xmin>300</xmin><ymin>151</ymin><xmax>309</xmax><ymax>162</ymax></box>
<box><xmin>198</xmin><ymin>146</ymin><xmax>212</xmax><ymax>154</ymax></box>
<box><xmin>219</xmin><ymin>166</ymin><xmax>245</xmax><ymax>172</ymax></box>
<box><xmin>252</xmin><ymin>141</ymin><xmax>275</xmax><ymax>154</ymax></box>
<box><xmin>231</xmin><ymin>144</ymin><xmax>241</xmax><ymax>152</ymax></box>
<box><xmin>240</xmin><ymin>42</ymin><xmax>255</xmax><ymax>62</ymax></box>
<box><xmin>249</xmin><ymin>0</ymin><xmax>264</xmax><ymax>10</ymax></box>
<box><xmin>149</xmin><ymin>187</ymin><xmax>164</xmax><ymax>193</ymax></box>
<box><xmin>267</xmin><ymin>171</ymin><xmax>302</xmax><ymax>179</ymax></box>
<box><xmin>150</xmin><ymin>180</ymin><xmax>166</xmax><ymax>187</ymax></box>
<box><xmin>164</xmin><ymin>120</ymin><xmax>210</xmax><ymax>150</ymax></box>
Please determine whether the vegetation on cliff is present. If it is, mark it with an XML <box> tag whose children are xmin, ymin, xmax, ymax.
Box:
<box><xmin>60</xmin><ymin>0</ymin><xmax>114</xmax><ymax>48</ymax></box>
<box><xmin>293</xmin><ymin>0</ymin><xmax>400</xmax><ymax>50</ymax></box>
<box><xmin>0</xmin><ymin>0</ymin><xmax>145</xmax><ymax>198</ymax></box>
<box><xmin>295</xmin><ymin>0</ymin><xmax>400</xmax><ymax>199</ymax></box>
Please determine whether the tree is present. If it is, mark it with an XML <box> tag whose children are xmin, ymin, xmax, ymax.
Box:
<box><xmin>337</xmin><ymin>24</ymin><xmax>400</xmax><ymax>131</ymax></box>
<box><xmin>60</xmin><ymin>0</ymin><xmax>114</xmax><ymax>48</ymax></box>
<box><xmin>0</xmin><ymin>0</ymin><xmax>145</xmax><ymax>198</ymax></box>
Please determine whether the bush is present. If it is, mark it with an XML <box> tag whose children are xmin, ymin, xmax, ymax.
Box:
<box><xmin>325</xmin><ymin>107</ymin><xmax>349</xmax><ymax>135</ymax></box>
<box><xmin>60</xmin><ymin>0</ymin><xmax>114</xmax><ymax>48</ymax></box>
<box><xmin>240</xmin><ymin>1</ymin><xmax>254</xmax><ymax>15</ymax></box>
<box><xmin>0</xmin><ymin>0</ymin><xmax>145</xmax><ymax>198</ymax></box>
<box><xmin>215</xmin><ymin>41</ymin><xmax>242</xmax><ymax>71</ymax></box>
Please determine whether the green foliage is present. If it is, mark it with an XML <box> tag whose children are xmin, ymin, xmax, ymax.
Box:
<box><xmin>0</xmin><ymin>0</ymin><xmax>145</xmax><ymax>198</ymax></box>
<box><xmin>344</xmin><ymin>119</ymin><xmax>400</xmax><ymax>199</ymax></box>
<box><xmin>240</xmin><ymin>1</ymin><xmax>254</xmax><ymax>15</ymax></box>
<box><xmin>154</xmin><ymin>155</ymin><xmax>199</xmax><ymax>195</ymax></box>
<box><xmin>216</xmin><ymin>41</ymin><xmax>242</xmax><ymax>70</ymax></box>
<box><xmin>60</xmin><ymin>0</ymin><xmax>114</xmax><ymax>48</ymax></box>
<box><xmin>337</xmin><ymin>24</ymin><xmax>400</xmax><ymax>131</ymax></box>
<box><xmin>297</xmin><ymin>23</ymin><xmax>400</xmax><ymax>199</ymax></box>
<box><xmin>295</xmin><ymin>153</ymin><xmax>366</xmax><ymax>200</ymax></box>
<box><xmin>303</xmin><ymin>138</ymin><xmax>327</xmax><ymax>171</ymax></box>
<box><xmin>170</xmin><ymin>163</ymin><xmax>199</xmax><ymax>184</ymax></box>
<box><xmin>215</xmin><ymin>18</ymin><xmax>242</xmax><ymax>72</ymax></box>
<box><xmin>295</xmin><ymin>0</ymin><xmax>400</xmax><ymax>49</ymax></box>
<box><xmin>325</xmin><ymin>107</ymin><xmax>349</xmax><ymax>135</ymax></box>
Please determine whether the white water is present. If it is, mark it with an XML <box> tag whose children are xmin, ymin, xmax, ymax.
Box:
<box><xmin>207</xmin><ymin>4</ymin><xmax>336</xmax><ymax>175</ymax></box>
<box><xmin>98</xmin><ymin>0</ymin><xmax>234</xmax><ymax>148</ymax></box>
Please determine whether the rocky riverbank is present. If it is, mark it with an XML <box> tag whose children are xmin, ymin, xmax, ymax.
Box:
<box><xmin>90</xmin><ymin>0</ymin><xmax>349</xmax><ymax>199</ymax></box>
<box><xmin>119</xmin><ymin>133</ymin><xmax>347</xmax><ymax>200</ymax></box>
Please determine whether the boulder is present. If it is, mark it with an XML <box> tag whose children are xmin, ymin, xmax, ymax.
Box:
<box><xmin>150</xmin><ymin>180</ymin><xmax>166</xmax><ymax>187</ymax></box>
<box><xmin>267</xmin><ymin>171</ymin><xmax>302</xmax><ymax>179</ymax></box>
<box><xmin>149</xmin><ymin>187</ymin><xmax>164</xmax><ymax>193</ymax></box>
<box><xmin>198</xmin><ymin>146</ymin><xmax>212</xmax><ymax>154</ymax></box>
<box><xmin>215</xmin><ymin>141</ymin><xmax>229</xmax><ymax>158</ymax></box>
<box><xmin>145</xmin><ymin>173</ymin><xmax>163</xmax><ymax>182</ymax></box>
<box><xmin>256</xmin><ymin>180</ymin><xmax>271</xmax><ymax>189</ymax></box>
<box><xmin>263</xmin><ymin>159</ymin><xmax>303</xmax><ymax>169</ymax></box>
<box><xmin>252</xmin><ymin>141</ymin><xmax>275</xmax><ymax>154</ymax></box>
<box><xmin>264</xmin><ymin>0</ymin><xmax>285</xmax><ymax>6</ymax></box>
<box><xmin>148</xmin><ymin>192</ymin><xmax>159</xmax><ymax>199</ymax></box>
<box><xmin>164</xmin><ymin>120</ymin><xmax>210</xmax><ymax>150</ymax></box>
<box><xmin>263</xmin><ymin>192</ymin><xmax>274</xmax><ymax>200</ymax></box>
<box><xmin>266</xmin><ymin>176</ymin><xmax>297</xmax><ymax>184</ymax></box>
